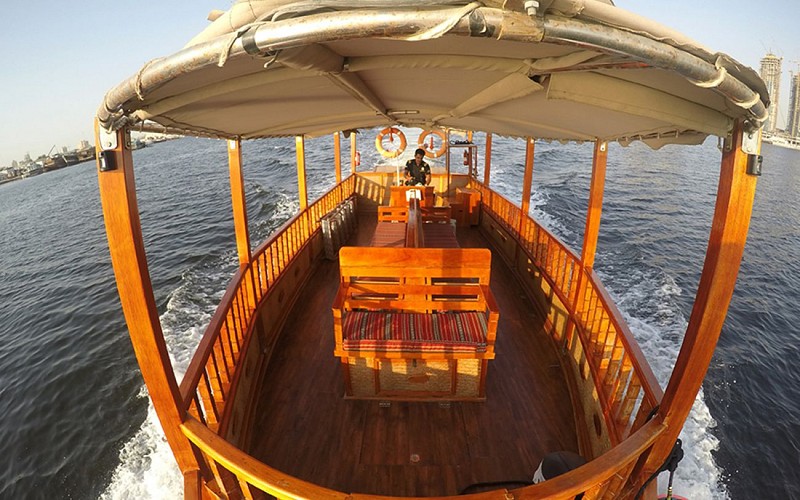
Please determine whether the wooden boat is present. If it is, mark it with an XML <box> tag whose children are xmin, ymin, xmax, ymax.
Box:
<box><xmin>94</xmin><ymin>1</ymin><xmax>768</xmax><ymax>498</ymax></box>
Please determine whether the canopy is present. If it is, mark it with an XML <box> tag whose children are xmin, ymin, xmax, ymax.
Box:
<box><xmin>98</xmin><ymin>0</ymin><xmax>769</xmax><ymax>148</ymax></box>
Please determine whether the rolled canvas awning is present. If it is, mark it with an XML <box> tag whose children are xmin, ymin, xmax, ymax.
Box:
<box><xmin>98</xmin><ymin>0</ymin><xmax>769</xmax><ymax>148</ymax></box>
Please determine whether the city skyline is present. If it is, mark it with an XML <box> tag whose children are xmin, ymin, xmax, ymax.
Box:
<box><xmin>759</xmin><ymin>53</ymin><xmax>800</xmax><ymax>136</ymax></box>
<box><xmin>1</xmin><ymin>0</ymin><xmax>799</xmax><ymax>167</ymax></box>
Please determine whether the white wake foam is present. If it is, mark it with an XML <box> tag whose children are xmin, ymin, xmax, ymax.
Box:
<box><xmin>601</xmin><ymin>271</ymin><xmax>729</xmax><ymax>499</ymax></box>
<box><xmin>102</xmin><ymin>191</ymin><xmax>297</xmax><ymax>498</ymax></box>
<box><xmin>99</xmin><ymin>389</ymin><xmax>182</xmax><ymax>499</ymax></box>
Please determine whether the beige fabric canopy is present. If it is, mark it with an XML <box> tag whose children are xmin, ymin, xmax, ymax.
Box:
<box><xmin>98</xmin><ymin>0</ymin><xmax>769</xmax><ymax>148</ymax></box>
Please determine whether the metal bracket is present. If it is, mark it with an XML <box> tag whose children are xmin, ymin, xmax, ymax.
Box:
<box><xmin>721</xmin><ymin>132</ymin><xmax>733</xmax><ymax>152</ymax></box>
<box><xmin>99</xmin><ymin>127</ymin><xmax>118</xmax><ymax>151</ymax></box>
<box><xmin>99</xmin><ymin>128</ymin><xmax>132</xmax><ymax>151</ymax></box>
<box><xmin>741</xmin><ymin>128</ymin><xmax>760</xmax><ymax>155</ymax></box>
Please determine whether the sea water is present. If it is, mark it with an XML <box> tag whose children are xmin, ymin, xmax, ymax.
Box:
<box><xmin>0</xmin><ymin>135</ymin><xmax>797</xmax><ymax>499</ymax></box>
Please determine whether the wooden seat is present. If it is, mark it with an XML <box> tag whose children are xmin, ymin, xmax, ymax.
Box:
<box><xmin>421</xmin><ymin>221</ymin><xmax>459</xmax><ymax>248</ymax></box>
<box><xmin>342</xmin><ymin>310</ymin><xmax>488</xmax><ymax>353</ymax></box>
<box><xmin>369</xmin><ymin>221</ymin><xmax>406</xmax><ymax>247</ymax></box>
<box><xmin>371</xmin><ymin>198</ymin><xmax>457</xmax><ymax>248</ymax></box>
<box><xmin>332</xmin><ymin>247</ymin><xmax>499</xmax><ymax>400</ymax></box>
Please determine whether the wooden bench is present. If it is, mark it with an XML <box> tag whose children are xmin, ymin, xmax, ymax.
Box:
<box><xmin>332</xmin><ymin>247</ymin><xmax>499</xmax><ymax>400</ymax></box>
<box><xmin>373</xmin><ymin>198</ymin><xmax>456</xmax><ymax>249</ymax></box>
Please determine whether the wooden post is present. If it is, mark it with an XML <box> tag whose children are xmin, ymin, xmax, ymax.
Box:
<box><xmin>514</xmin><ymin>137</ymin><xmax>535</xmax><ymax>267</ymax></box>
<box><xmin>228</xmin><ymin>139</ymin><xmax>251</xmax><ymax>266</ymax></box>
<box><xmin>641</xmin><ymin>120</ymin><xmax>759</xmax><ymax>478</ymax></box>
<box><xmin>334</xmin><ymin>132</ymin><xmax>342</xmax><ymax>184</ymax></box>
<box><xmin>519</xmin><ymin>137</ymin><xmax>535</xmax><ymax>219</ymax></box>
<box><xmin>295</xmin><ymin>135</ymin><xmax>308</xmax><ymax>210</ymax></box>
<box><xmin>483</xmin><ymin>133</ymin><xmax>492</xmax><ymax>187</ymax></box>
<box><xmin>94</xmin><ymin>120</ymin><xmax>199</xmax><ymax>474</ymax></box>
<box><xmin>581</xmin><ymin>141</ymin><xmax>608</xmax><ymax>269</ymax></box>
<box><xmin>350</xmin><ymin>132</ymin><xmax>358</xmax><ymax>175</ymax></box>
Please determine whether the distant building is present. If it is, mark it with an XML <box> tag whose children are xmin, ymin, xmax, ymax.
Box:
<box><xmin>759</xmin><ymin>54</ymin><xmax>782</xmax><ymax>133</ymax></box>
<box><xmin>788</xmin><ymin>72</ymin><xmax>800</xmax><ymax>138</ymax></box>
<box><xmin>78</xmin><ymin>139</ymin><xmax>91</xmax><ymax>150</ymax></box>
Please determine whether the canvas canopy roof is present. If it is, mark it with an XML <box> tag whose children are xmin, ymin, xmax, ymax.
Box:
<box><xmin>98</xmin><ymin>0</ymin><xmax>769</xmax><ymax>148</ymax></box>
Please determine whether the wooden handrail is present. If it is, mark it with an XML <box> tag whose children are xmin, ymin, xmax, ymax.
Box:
<box><xmin>179</xmin><ymin>263</ymin><xmax>250</xmax><ymax>407</ymax></box>
<box><xmin>182</xmin><ymin>414</ymin><xmax>665</xmax><ymax>499</ymax></box>
<box><xmin>474</xmin><ymin>181</ymin><xmax>662</xmax><ymax>442</ymax></box>
<box><xmin>510</xmin><ymin>418</ymin><xmax>665</xmax><ymax>498</ymax></box>
<box><xmin>180</xmin><ymin>176</ymin><xmax>356</xmax><ymax>425</ymax></box>
<box><xmin>181</xmin><ymin>417</ymin><xmax>349</xmax><ymax>499</ymax></box>
<box><xmin>585</xmin><ymin>267</ymin><xmax>663</xmax><ymax>404</ymax></box>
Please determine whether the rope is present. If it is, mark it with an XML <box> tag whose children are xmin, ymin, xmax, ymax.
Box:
<box><xmin>689</xmin><ymin>64</ymin><xmax>727</xmax><ymax>88</ymax></box>
<box><xmin>404</xmin><ymin>1</ymin><xmax>483</xmax><ymax>41</ymax></box>
<box><xmin>133</xmin><ymin>59</ymin><xmax>159</xmax><ymax>100</ymax></box>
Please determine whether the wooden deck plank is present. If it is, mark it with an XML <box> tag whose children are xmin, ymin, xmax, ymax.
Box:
<box><xmin>247</xmin><ymin>213</ymin><xmax>578</xmax><ymax>497</ymax></box>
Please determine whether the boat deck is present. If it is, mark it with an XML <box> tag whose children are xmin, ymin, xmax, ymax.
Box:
<box><xmin>248</xmin><ymin>213</ymin><xmax>578</xmax><ymax>497</ymax></box>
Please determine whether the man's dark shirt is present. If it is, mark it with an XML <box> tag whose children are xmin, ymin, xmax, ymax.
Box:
<box><xmin>404</xmin><ymin>159</ymin><xmax>430</xmax><ymax>185</ymax></box>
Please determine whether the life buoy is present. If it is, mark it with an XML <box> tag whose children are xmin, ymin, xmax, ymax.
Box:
<box><xmin>417</xmin><ymin>130</ymin><xmax>447</xmax><ymax>158</ymax></box>
<box><xmin>375</xmin><ymin>127</ymin><xmax>406</xmax><ymax>158</ymax></box>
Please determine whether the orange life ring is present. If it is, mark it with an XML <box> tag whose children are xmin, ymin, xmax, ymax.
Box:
<box><xmin>375</xmin><ymin>127</ymin><xmax>407</xmax><ymax>158</ymax></box>
<box><xmin>417</xmin><ymin>130</ymin><xmax>447</xmax><ymax>158</ymax></box>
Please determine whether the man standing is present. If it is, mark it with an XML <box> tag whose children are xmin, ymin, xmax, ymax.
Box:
<box><xmin>403</xmin><ymin>148</ymin><xmax>431</xmax><ymax>186</ymax></box>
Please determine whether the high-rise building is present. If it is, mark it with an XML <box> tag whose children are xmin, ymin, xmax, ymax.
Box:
<box><xmin>759</xmin><ymin>53</ymin><xmax>782</xmax><ymax>133</ymax></box>
<box><xmin>788</xmin><ymin>72</ymin><xmax>800</xmax><ymax>138</ymax></box>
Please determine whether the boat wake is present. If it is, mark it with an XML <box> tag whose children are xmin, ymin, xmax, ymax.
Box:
<box><xmin>596</xmin><ymin>260</ymin><xmax>729</xmax><ymax>499</ymax></box>
<box><xmin>514</xmin><ymin>142</ymin><xmax>731</xmax><ymax>499</ymax></box>
<box><xmin>101</xmin><ymin>188</ymin><xmax>299</xmax><ymax>499</ymax></box>
<box><xmin>100</xmin><ymin>394</ymin><xmax>183</xmax><ymax>498</ymax></box>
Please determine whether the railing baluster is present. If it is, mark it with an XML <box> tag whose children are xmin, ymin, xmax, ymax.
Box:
<box><xmin>200</xmin><ymin>370</ymin><xmax>220</xmax><ymax>428</ymax></box>
<box><xmin>216</xmin><ymin>329</ymin><xmax>232</xmax><ymax>386</ymax></box>
<box><xmin>470</xmin><ymin>181</ymin><xmax>661</xmax><ymax>444</ymax></box>
<box><xmin>182</xmin><ymin>177</ymin><xmax>361</xmax><ymax>425</ymax></box>
<box><xmin>208</xmin><ymin>344</ymin><xmax>226</xmax><ymax>401</ymax></box>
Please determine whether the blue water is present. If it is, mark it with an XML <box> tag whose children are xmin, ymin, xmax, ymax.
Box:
<box><xmin>0</xmin><ymin>135</ymin><xmax>797</xmax><ymax>498</ymax></box>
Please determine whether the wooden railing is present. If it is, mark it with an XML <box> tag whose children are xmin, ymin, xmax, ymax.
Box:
<box><xmin>179</xmin><ymin>175</ymin><xmax>356</xmax><ymax>430</ymax></box>
<box><xmin>476</xmin><ymin>183</ymin><xmax>662</xmax><ymax>444</ymax></box>
<box><xmin>178</xmin><ymin>173</ymin><xmax>664</xmax><ymax>498</ymax></box>
<box><xmin>181</xmin><ymin>413</ymin><xmax>664</xmax><ymax>499</ymax></box>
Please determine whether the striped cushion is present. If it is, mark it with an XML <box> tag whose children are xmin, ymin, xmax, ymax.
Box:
<box><xmin>342</xmin><ymin>311</ymin><xmax>487</xmax><ymax>352</ymax></box>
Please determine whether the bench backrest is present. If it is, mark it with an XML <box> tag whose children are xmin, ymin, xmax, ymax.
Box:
<box><xmin>337</xmin><ymin>246</ymin><xmax>492</xmax><ymax>313</ymax></box>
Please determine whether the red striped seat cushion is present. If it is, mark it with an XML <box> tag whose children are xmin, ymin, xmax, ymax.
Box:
<box><xmin>342</xmin><ymin>311</ymin><xmax>487</xmax><ymax>352</ymax></box>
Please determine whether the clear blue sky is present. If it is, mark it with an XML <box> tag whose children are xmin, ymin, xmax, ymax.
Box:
<box><xmin>1</xmin><ymin>0</ymin><xmax>797</xmax><ymax>167</ymax></box>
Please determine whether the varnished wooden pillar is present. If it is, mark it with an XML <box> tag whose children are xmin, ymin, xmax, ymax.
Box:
<box><xmin>295</xmin><ymin>135</ymin><xmax>308</xmax><ymax>210</ymax></box>
<box><xmin>94</xmin><ymin>121</ymin><xmax>199</xmax><ymax>475</ymax></box>
<box><xmin>642</xmin><ymin>120</ymin><xmax>759</xmax><ymax>477</ymax></box>
<box><xmin>350</xmin><ymin>132</ymin><xmax>358</xmax><ymax>175</ymax></box>
<box><xmin>581</xmin><ymin>141</ymin><xmax>608</xmax><ymax>269</ymax></box>
<box><xmin>519</xmin><ymin>137</ymin><xmax>535</xmax><ymax>219</ymax></box>
<box><xmin>483</xmin><ymin>133</ymin><xmax>492</xmax><ymax>186</ymax></box>
<box><xmin>228</xmin><ymin>139</ymin><xmax>251</xmax><ymax>265</ymax></box>
<box><xmin>334</xmin><ymin>132</ymin><xmax>342</xmax><ymax>184</ymax></box>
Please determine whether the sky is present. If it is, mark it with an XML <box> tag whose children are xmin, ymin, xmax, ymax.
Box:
<box><xmin>1</xmin><ymin>0</ymin><xmax>798</xmax><ymax>168</ymax></box>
